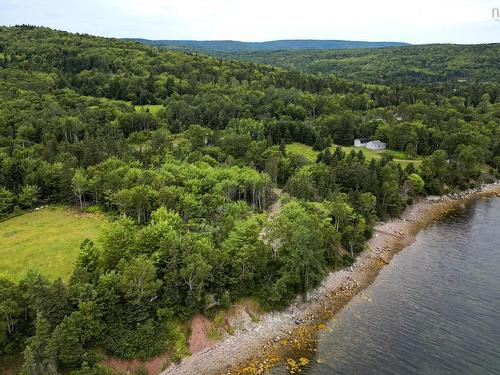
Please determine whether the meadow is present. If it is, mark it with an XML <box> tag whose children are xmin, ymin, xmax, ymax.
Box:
<box><xmin>286</xmin><ymin>142</ymin><xmax>422</xmax><ymax>167</ymax></box>
<box><xmin>134</xmin><ymin>104</ymin><xmax>164</xmax><ymax>114</ymax></box>
<box><xmin>0</xmin><ymin>207</ymin><xmax>104</xmax><ymax>282</ymax></box>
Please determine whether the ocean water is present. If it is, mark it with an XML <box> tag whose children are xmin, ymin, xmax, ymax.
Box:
<box><xmin>272</xmin><ymin>197</ymin><xmax>500</xmax><ymax>375</ymax></box>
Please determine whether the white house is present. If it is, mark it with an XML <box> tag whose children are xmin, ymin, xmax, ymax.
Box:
<box><xmin>354</xmin><ymin>138</ymin><xmax>386</xmax><ymax>151</ymax></box>
<box><xmin>366</xmin><ymin>140</ymin><xmax>386</xmax><ymax>151</ymax></box>
<box><xmin>354</xmin><ymin>138</ymin><xmax>368</xmax><ymax>147</ymax></box>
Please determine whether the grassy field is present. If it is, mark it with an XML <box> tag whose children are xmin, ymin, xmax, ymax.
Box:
<box><xmin>134</xmin><ymin>104</ymin><xmax>164</xmax><ymax>115</ymax></box>
<box><xmin>0</xmin><ymin>207</ymin><xmax>104</xmax><ymax>282</ymax></box>
<box><xmin>286</xmin><ymin>142</ymin><xmax>422</xmax><ymax>168</ymax></box>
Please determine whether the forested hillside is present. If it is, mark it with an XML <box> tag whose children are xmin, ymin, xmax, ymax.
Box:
<box><xmin>214</xmin><ymin>44</ymin><xmax>500</xmax><ymax>86</ymax></box>
<box><xmin>0</xmin><ymin>26</ymin><xmax>499</xmax><ymax>375</ymax></box>
<box><xmin>127</xmin><ymin>39</ymin><xmax>409</xmax><ymax>52</ymax></box>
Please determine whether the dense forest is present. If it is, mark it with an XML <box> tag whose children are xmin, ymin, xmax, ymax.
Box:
<box><xmin>210</xmin><ymin>44</ymin><xmax>500</xmax><ymax>86</ymax></box>
<box><xmin>0</xmin><ymin>26</ymin><xmax>499</xmax><ymax>375</ymax></box>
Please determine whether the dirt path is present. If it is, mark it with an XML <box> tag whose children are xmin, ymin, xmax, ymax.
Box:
<box><xmin>161</xmin><ymin>183</ymin><xmax>500</xmax><ymax>375</ymax></box>
<box><xmin>267</xmin><ymin>188</ymin><xmax>283</xmax><ymax>219</ymax></box>
<box><xmin>258</xmin><ymin>188</ymin><xmax>282</xmax><ymax>247</ymax></box>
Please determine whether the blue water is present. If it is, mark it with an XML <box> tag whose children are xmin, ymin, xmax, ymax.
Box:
<box><xmin>273</xmin><ymin>197</ymin><xmax>500</xmax><ymax>375</ymax></box>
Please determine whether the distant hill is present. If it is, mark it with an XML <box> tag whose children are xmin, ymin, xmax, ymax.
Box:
<box><xmin>126</xmin><ymin>38</ymin><xmax>410</xmax><ymax>52</ymax></box>
<box><xmin>129</xmin><ymin>37</ymin><xmax>500</xmax><ymax>86</ymax></box>
<box><xmin>208</xmin><ymin>44</ymin><xmax>500</xmax><ymax>86</ymax></box>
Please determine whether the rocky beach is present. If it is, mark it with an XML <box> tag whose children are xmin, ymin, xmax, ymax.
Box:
<box><xmin>161</xmin><ymin>183</ymin><xmax>500</xmax><ymax>375</ymax></box>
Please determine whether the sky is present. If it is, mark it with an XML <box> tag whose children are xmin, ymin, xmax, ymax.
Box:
<box><xmin>1</xmin><ymin>0</ymin><xmax>500</xmax><ymax>44</ymax></box>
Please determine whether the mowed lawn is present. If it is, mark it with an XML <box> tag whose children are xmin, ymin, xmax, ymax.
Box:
<box><xmin>286</xmin><ymin>142</ymin><xmax>422</xmax><ymax>168</ymax></box>
<box><xmin>0</xmin><ymin>207</ymin><xmax>104</xmax><ymax>282</ymax></box>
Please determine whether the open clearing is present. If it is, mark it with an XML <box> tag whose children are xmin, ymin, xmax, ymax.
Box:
<box><xmin>134</xmin><ymin>104</ymin><xmax>164</xmax><ymax>114</ymax></box>
<box><xmin>0</xmin><ymin>207</ymin><xmax>104</xmax><ymax>282</ymax></box>
<box><xmin>286</xmin><ymin>142</ymin><xmax>422</xmax><ymax>167</ymax></box>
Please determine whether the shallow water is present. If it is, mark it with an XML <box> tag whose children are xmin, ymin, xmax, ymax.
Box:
<box><xmin>271</xmin><ymin>197</ymin><xmax>500</xmax><ymax>375</ymax></box>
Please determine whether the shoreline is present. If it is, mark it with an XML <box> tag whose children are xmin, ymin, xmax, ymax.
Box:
<box><xmin>162</xmin><ymin>183</ymin><xmax>500</xmax><ymax>375</ymax></box>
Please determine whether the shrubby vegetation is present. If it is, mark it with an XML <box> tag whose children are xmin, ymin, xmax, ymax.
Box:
<box><xmin>0</xmin><ymin>26</ymin><xmax>498</xmax><ymax>374</ymax></box>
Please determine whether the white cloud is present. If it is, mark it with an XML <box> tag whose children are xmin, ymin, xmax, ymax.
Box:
<box><xmin>0</xmin><ymin>0</ymin><xmax>499</xmax><ymax>43</ymax></box>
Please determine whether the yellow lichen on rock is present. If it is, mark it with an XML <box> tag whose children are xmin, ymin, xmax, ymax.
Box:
<box><xmin>285</xmin><ymin>356</ymin><xmax>310</xmax><ymax>374</ymax></box>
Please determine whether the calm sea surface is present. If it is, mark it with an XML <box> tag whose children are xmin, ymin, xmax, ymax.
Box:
<box><xmin>272</xmin><ymin>197</ymin><xmax>500</xmax><ymax>375</ymax></box>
